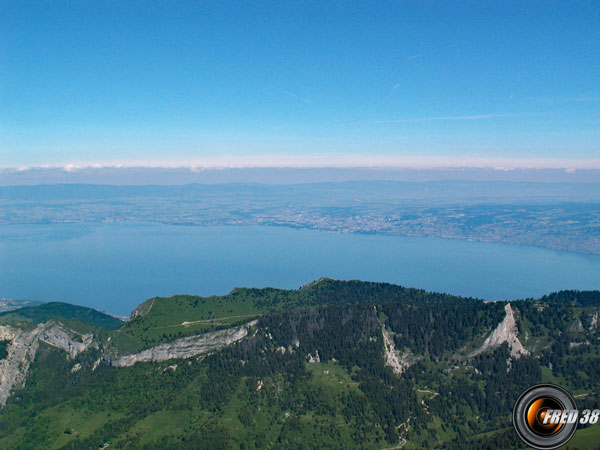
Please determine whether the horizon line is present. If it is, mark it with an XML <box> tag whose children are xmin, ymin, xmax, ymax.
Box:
<box><xmin>3</xmin><ymin>155</ymin><xmax>600</xmax><ymax>171</ymax></box>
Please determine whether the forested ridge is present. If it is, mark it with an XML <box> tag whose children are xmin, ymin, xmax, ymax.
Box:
<box><xmin>0</xmin><ymin>279</ymin><xmax>599</xmax><ymax>449</ymax></box>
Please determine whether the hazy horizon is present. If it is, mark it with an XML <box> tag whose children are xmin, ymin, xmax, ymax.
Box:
<box><xmin>2</xmin><ymin>165</ymin><xmax>600</xmax><ymax>186</ymax></box>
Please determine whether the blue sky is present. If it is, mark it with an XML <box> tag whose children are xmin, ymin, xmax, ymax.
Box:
<box><xmin>1</xmin><ymin>1</ymin><xmax>599</xmax><ymax>168</ymax></box>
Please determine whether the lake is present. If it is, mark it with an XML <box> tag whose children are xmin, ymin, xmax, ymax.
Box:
<box><xmin>1</xmin><ymin>223</ymin><xmax>599</xmax><ymax>316</ymax></box>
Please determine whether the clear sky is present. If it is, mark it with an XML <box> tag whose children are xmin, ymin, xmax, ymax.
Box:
<box><xmin>1</xmin><ymin>1</ymin><xmax>599</xmax><ymax>169</ymax></box>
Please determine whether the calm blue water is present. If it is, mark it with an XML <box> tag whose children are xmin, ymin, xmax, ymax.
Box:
<box><xmin>1</xmin><ymin>223</ymin><xmax>599</xmax><ymax>315</ymax></box>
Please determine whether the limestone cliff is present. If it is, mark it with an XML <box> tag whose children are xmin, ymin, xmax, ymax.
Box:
<box><xmin>110</xmin><ymin>320</ymin><xmax>257</xmax><ymax>367</ymax></box>
<box><xmin>40</xmin><ymin>324</ymin><xmax>95</xmax><ymax>360</ymax></box>
<box><xmin>471</xmin><ymin>303</ymin><xmax>529</xmax><ymax>358</ymax></box>
<box><xmin>0</xmin><ymin>322</ymin><xmax>95</xmax><ymax>406</ymax></box>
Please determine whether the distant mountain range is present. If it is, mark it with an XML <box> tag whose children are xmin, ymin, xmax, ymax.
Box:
<box><xmin>0</xmin><ymin>279</ymin><xmax>599</xmax><ymax>449</ymax></box>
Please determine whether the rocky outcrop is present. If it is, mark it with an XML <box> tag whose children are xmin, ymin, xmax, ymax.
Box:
<box><xmin>110</xmin><ymin>320</ymin><xmax>257</xmax><ymax>367</ymax></box>
<box><xmin>590</xmin><ymin>312</ymin><xmax>598</xmax><ymax>331</ymax></box>
<box><xmin>0</xmin><ymin>324</ymin><xmax>45</xmax><ymax>406</ymax></box>
<box><xmin>381</xmin><ymin>324</ymin><xmax>410</xmax><ymax>375</ymax></box>
<box><xmin>1</xmin><ymin>318</ymin><xmax>257</xmax><ymax>404</ymax></box>
<box><xmin>375</xmin><ymin>305</ymin><xmax>412</xmax><ymax>375</ymax></box>
<box><xmin>307</xmin><ymin>350</ymin><xmax>321</xmax><ymax>363</ymax></box>
<box><xmin>569</xmin><ymin>319</ymin><xmax>585</xmax><ymax>334</ymax></box>
<box><xmin>40</xmin><ymin>324</ymin><xmax>94</xmax><ymax>359</ymax></box>
<box><xmin>0</xmin><ymin>322</ymin><xmax>95</xmax><ymax>406</ymax></box>
<box><xmin>130</xmin><ymin>298</ymin><xmax>155</xmax><ymax>319</ymax></box>
<box><xmin>471</xmin><ymin>303</ymin><xmax>529</xmax><ymax>359</ymax></box>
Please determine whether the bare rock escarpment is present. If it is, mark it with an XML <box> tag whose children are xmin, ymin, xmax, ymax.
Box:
<box><xmin>110</xmin><ymin>320</ymin><xmax>257</xmax><ymax>367</ymax></box>
<box><xmin>0</xmin><ymin>322</ymin><xmax>94</xmax><ymax>406</ymax></box>
<box><xmin>471</xmin><ymin>303</ymin><xmax>529</xmax><ymax>359</ymax></box>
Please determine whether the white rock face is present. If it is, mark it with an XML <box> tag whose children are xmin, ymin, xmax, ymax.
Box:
<box><xmin>381</xmin><ymin>324</ymin><xmax>410</xmax><ymax>375</ymax></box>
<box><xmin>92</xmin><ymin>358</ymin><xmax>102</xmax><ymax>371</ymax></box>
<box><xmin>307</xmin><ymin>350</ymin><xmax>320</xmax><ymax>363</ymax></box>
<box><xmin>471</xmin><ymin>303</ymin><xmax>529</xmax><ymax>359</ymax></box>
<box><xmin>40</xmin><ymin>325</ymin><xmax>94</xmax><ymax>360</ymax></box>
<box><xmin>110</xmin><ymin>320</ymin><xmax>257</xmax><ymax>367</ymax></box>
<box><xmin>0</xmin><ymin>324</ymin><xmax>45</xmax><ymax>406</ymax></box>
<box><xmin>590</xmin><ymin>312</ymin><xmax>598</xmax><ymax>331</ymax></box>
<box><xmin>0</xmin><ymin>322</ymin><xmax>96</xmax><ymax>406</ymax></box>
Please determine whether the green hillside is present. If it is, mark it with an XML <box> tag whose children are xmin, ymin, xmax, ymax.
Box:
<box><xmin>0</xmin><ymin>301</ymin><xmax>124</xmax><ymax>330</ymax></box>
<box><xmin>115</xmin><ymin>278</ymin><xmax>476</xmax><ymax>353</ymax></box>
<box><xmin>0</xmin><ymin>280</ymin><xmax>599</xmax><ymax>449</ymax></box>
